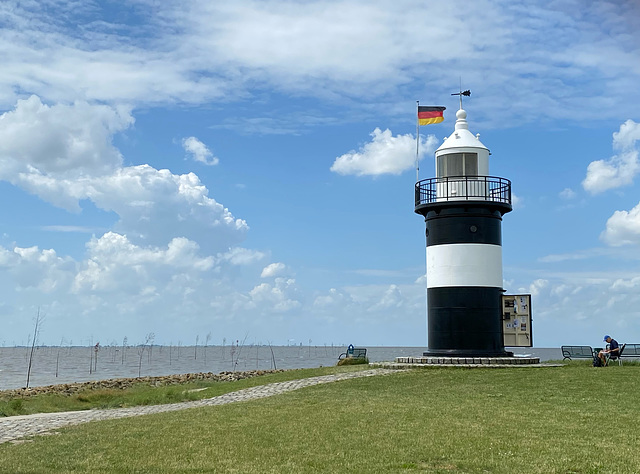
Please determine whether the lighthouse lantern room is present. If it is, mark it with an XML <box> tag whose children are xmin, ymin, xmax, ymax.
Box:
<box><xmin>415</xmin><ymin>106</ymin><xmax>512</xmax><ymax>357</ymax></box>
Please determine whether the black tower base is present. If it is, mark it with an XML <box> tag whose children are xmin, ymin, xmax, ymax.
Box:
<box><xmin>423</xmin><ymin>286</ymin><xmax>512</xmax><ymax>357</ymax></box>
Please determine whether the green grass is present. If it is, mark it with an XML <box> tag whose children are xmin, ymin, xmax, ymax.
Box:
<box><xmin>0</xmin><ymin>366</ymin><xmax>368</xmax><ymax>417</ymax></box>
<box><xmin>337</xmin><ymin>356</ymin><xmax>369</xmax><ymax>366</ymax></box>
<box><xmin>1</xmin><ymin>363</ymin><xmax>640</xmax><ymax>473</ymax></box>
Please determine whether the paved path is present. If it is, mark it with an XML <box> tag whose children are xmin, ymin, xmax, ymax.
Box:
<box><xmin>0</xmin><ymin>368</ymin><xmax>396</xmax><ymax>445</ymax></box>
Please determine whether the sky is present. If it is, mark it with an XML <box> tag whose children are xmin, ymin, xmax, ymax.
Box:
<box><xmin>0</xmin><ymin>0</ymin><xmax>639</xmax><ymax>349</ymax></box>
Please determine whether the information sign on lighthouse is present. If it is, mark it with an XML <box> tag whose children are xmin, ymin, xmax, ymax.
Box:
<box><xmin>415</xmin><ymin>101</ymin><xmax>512</xmax><ymax>357</ymax></box>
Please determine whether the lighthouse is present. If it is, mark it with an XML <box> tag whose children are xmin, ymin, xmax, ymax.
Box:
<box><xmin>415</xmin><ymin>105</ymin><xmax>512</xmax><ymax>357</ymax></box>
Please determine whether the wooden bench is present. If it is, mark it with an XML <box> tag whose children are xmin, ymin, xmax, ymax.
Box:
<box><xmin>338</xmin><ymin>347</ymin><xmax>367</xmax><ymax>360</ymax></box>
<box><xmin>561</xmin><ymin>345</ymin><xmax>595</xmax><ymax>360</ymax></box>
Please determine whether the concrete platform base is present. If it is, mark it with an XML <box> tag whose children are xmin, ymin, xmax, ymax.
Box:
<box><xmin>377</xmin><ymin>362</ymin><xmax>564</xmax><ymax>369</ymax></box>
<box><xmin>396</xmin><ymin>355</ymin><xmax>540</xmax><ymax>365</ymax></box>
<box><xmin>375</xmin><ymin>355</ymin><xmax>553</xmax><ymax>368</ymax></box>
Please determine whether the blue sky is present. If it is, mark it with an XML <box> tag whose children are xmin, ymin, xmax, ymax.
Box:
<box><xmin>0</xmin><ymin>0</ymin><xmax>639</xmax><ymax>349</ymax></box>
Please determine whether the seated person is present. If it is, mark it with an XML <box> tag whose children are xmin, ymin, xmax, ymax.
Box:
<box><xmin>599</xmin><ymin>335</ymin><xmax>620</xmax><ymax>366</ymax></box>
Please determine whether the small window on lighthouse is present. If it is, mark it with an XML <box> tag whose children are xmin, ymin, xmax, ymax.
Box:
<box><xmin>465</xmin><ymin>154</ymin><xmax>478</xmax><ymax>176</ymax></box>
<box><xmin>437</xmin><ymin>153</ymin><xmax>478</xmax><ymax>178</ymax></box>
<box><xmin>448</xmin><ymin>154</ymin><xmax>463</xmax><ymax>176</ymax></box>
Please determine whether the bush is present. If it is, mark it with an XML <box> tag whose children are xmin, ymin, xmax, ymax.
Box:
<box><xmin>337</xmin><ymin>357</ymin><xmax>369</xmax><ymax>366</ymax></box>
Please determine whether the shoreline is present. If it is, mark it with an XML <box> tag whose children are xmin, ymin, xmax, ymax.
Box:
<box><xmin>0</xmin><ymin>346</ymin><xmax>563</xmax><ymax>391</ymax></box>
<box><xmin>0</xmin><ymin>369</ymin><xmax>285</xmax><ymax>398</ymax></box>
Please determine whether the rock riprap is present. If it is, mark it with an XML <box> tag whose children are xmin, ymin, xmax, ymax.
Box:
<box><xmin>1</xmin><ymin>369</ymin><xmax>283</xmax><ymax>398</ymax></box>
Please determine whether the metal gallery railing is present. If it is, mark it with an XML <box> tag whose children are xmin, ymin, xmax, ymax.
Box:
<box><xmin>415</xmin><ymin>176</ymin><xmax>512</xmax><ymax>207</ymax></box>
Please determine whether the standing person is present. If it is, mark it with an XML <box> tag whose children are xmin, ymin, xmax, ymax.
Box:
<box><xmin>599</xmin><ymin>335</ymin><xmax>620</xmax><ymax>366</ymax></box>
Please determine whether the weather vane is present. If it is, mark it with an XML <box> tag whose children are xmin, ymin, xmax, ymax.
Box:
<box><xmin>451</xmin><ymin>89</ymin><xmax>471</xmax><ymax>109</ymax></box>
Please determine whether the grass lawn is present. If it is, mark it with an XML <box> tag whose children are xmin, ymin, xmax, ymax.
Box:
<box><xmin>0</xmin><ymin>366</ymin><xmax>362</xmax><ymax>417</ymax></box>
<box><xmin>1</xmin><ymin>363</ymin><xmax>639</xmax><ymax>473</ymax></box>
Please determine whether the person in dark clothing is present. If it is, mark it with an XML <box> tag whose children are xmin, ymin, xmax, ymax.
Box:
<box><xmin>599</xmin><ymin>335</ymin><xmax>620</xmax><ymax>366</ymax></box>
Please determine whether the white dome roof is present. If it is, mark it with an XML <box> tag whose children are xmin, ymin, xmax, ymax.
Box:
<box><xmin>435</xmin><ymin>109</ymin><xmax>488</xmax><ymax>153</ymax></box>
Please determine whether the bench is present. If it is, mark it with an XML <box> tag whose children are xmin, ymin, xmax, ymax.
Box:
<box><xmin>608</xmin><ymin>343</ymin><xmax>640</xmax><ymax>365</ymax></box>
<box><xmin>561</xmin><ymin>345</ymin><xmax>595</xmax><ymax>360</ymax></box>
<box><xmin>338</xmin><ymin>347</ymin><xmax>367</xmax><ymax>360</ymax></box>
<box><xmin>620</xmin><ymin>343</ymin><xmax>640</xmax><ymax>357</ymax></box>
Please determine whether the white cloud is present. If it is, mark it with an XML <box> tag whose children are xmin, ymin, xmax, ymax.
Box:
<box><xmin>600</xmin><ymin>202</ymin><xmax>640</xmax><ymax>247</ymax></box>
<box><xmin>559</xmin><ymin>188</ymin><xmax>576</xmax><ymax>200</ymax></box>
<box><xmin>73</xmin><ymin>233</ymin><xmax>215</xmax><ymax>294</ymax></box>
<box><xmin>539</xmin><ymin>252</ymin><xmax>590</xmax><ymax>263</ymax></box>
<box><xmin>611</xmin><ymin>276</ymin><xmax>640</xmax><ymax>291</ymax></box>
<box><xmin>41</xmin><ymin>225</ymin><xmax>99</xmax><ymax>234</ymax></box>
<box><xmin>0</xmin><ymin>98</ymin><xmax>248</xmax><ymax>253</ymax></box>
<box><xmin>0</xmin><ymin>96</ymin><xmax>257</xmax><ymax>344</ymax></box>
<box><xmin>219</xmin><ymin>247</ymin><xmax>266</xmax><ymax>266</ymax></box>
<box><xmin>582</xmin><ymin>120</ymin><xmax>640</xmax><ymax>194</ymax></box>
<box><xmin>0</xmin><ymin>95</ymin><xmax>131</xmax><ymax>178</ymax></box>
<box><xmin>92</xmin><ymin>166</ymin><xmax>248</xmax><ymax>251</ymax></box>
<box><xmin>182</xmin><ymin>136</ymin><xmax>219</xmax><ymax>166</ymax></box>
<box><xmin>0</xmin><ymin>245</ymin><xmax>76</xmax><ymax>293</ymax></box>
<box><xmin>11</xmin><ymin>164</ymin><xmax>248</xmax><ymax>253</ymax></box>
<box><xmin>313</xmin><ymin>288</ymin><xmax>354</xmax><ymax>308</ymax></box>
<box><xmin>369</xmin><ymin>284</ymin><xmax>403</xmax><ymax>311</ymax></box>
<box><xmin>261</xmin><ymin>262</ymin><xmax>288</xmax><ymax>278</ymax></box>
<box><xmin>331</xmin><ymin>128</ymin><xmax>438</xmax><ymax>176</ymax></box>
<box><xmin>511</xmin><ymin>192</ymin><xmax>523</xmax><ymax>209</ymax></box>
<box><xmin>526</xmin><ymin>279</ymin><xmax>548</xmax><ymax>297</ymax></box>
<box><xmin>313</xmin><ymin>280</ymin><xmax>424</xmax><ymax>318</ymax></box>
<box><xmin>0</xmin><ymin>2</ymin><xmax>636</xmax><ymax>128</ymax></box>
<box><xmin>0</xmin><ymin>232</ymin><xmax>279</xmax><ymax>343</ymax></box>
<box><xmin>249</xmin><ymin>277</ymin><xmax>301</xmax><ymax>312</ymax></box>
<box><xmin>613</xmin><ymin>119</ymin><xmax>640</xmax><ymax>151</ymax></box>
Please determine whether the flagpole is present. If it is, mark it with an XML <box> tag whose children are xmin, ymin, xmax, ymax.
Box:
<box><xmin>416</xmin><ymin>100</ymin><xmax>420</xmax><ymax>182</ymax></box>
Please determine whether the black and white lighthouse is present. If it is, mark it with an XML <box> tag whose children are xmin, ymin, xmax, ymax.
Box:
<box><xmin>415</xmin><ymin>105</ymin><xmax>512</xmax><ymax>357</ymax></box>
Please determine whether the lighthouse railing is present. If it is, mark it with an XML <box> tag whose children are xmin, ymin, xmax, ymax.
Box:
<box><xmin>415</xmin><ymin>176</ymin><xmax>511</xmax><ymax>206</ymax></box>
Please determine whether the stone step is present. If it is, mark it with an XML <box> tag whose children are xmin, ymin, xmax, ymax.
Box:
<box><xmin>394</xmin><ymin>356</ymin><xmax>541</xmax><ymax>365</ymax></box>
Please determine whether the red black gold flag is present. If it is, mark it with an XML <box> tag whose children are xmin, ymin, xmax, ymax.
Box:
<box><xmin>418</xmin><ymin>106</ymin><xmax>445</xmax><ymax>125</ymax></box>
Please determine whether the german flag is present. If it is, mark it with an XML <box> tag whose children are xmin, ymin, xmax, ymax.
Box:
<box><xmin>418</xmin><ymin>106</ymin><xmax>445</xmax><ymax>125</ymax></box>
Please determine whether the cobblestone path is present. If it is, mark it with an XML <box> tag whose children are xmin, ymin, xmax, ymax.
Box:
<box><xmin>0</xmin><ymin>368</ymin><xmax>396</xmax><ymax>445</ymax></box>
